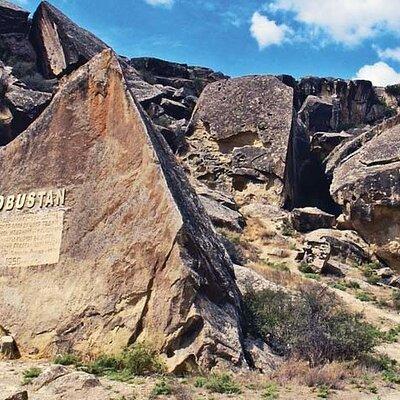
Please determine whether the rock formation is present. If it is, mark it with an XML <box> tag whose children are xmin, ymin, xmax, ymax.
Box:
<box><xmin>182</xmin><ymin>76</ymin><xmax>310</xmax><ymax>209</ymax></box>
<box><xmin>0</xmin><ymin>50</ymin><xmax>250</xmax><ymax>372</ymax></box>
<box><xmin>0</xmin><ymin>1</ymin><xmax>29</xmax><ymax>34</ymax></box>
<box><xmin>30</xmin><ymin>1</ymin><xmax>108</xmax><ymax>78</ymax></box>
<box><xmin>329</xmin><ymin>116</ymin><xmax>400</xmax><ymax>270</ymax></box>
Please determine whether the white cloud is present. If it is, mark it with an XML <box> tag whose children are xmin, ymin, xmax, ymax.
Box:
<box><xmin>377</xmin><ymin>47</ymin><xmax>400</xmax><ymax>63</ymax></box>
<box><xmin>354</xmin><ymin>61</ymin><xmax>400</xmax><ymax>86</ymax></box>
<box><xmin>144</xmin><ymin>0</ymin><xmax>174</xmax><ymax>7</ymax></box>
<box><xmin>250</xmin><ymin>12</ymin><xmax>290</xmax><ymax>49</ymax></box>
<box><xmin>269</xmin><ymin>0</ymin><xmax>400</xmax><ymax>45</ymax></box>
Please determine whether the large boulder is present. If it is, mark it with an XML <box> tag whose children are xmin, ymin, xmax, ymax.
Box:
<box><xmin>330</xmin><ymin>118</ymin><xmax>400</xmax><ymax>270</ymax></box>
<box><xmin>30</xmin><ymin>1</ymin><xmax>108</xmax><ymax>78</ymax></box>
<box><xmin>183</xmin><ymin>76</ymin><xmax>310</xmax><ymax>208</ymax></box>
<box><xmin>0</xmin><ymin>50</ymin><xmax>250</xmax><ymax>372</ymax></box>
<box><xmin>290</xmin><ymin>207</ymin><xmax>335</xmax><ymax>232</ymax></box>
<box><xmin>0</xmin><ymin>1</ymin><xmax>29</xmax><ymax>34</ymax></box>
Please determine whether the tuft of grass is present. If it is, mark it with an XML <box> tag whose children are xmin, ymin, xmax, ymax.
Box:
<box><xmin>362</xmin><ymin>354</ymin><xmax>400</xmax><ymax>384</ymax></box>
<box><xmin>262</xmin><ymin>382</ymin><xmax>279</xmax><ymax>399</ymax></box>
<box><xmin>380</xmin><ymin>325</ymin><xmax>400</xmax><ymax>343</ymax></box>
<box><xmin>22</xmin><ymin>367</ymin><xmax>42</xmax><ymax>385</ymax></box>
<box><xmin>392</xmin><ymin>290</ymin><xmax>400</xmax><ymax>310</ymax></box>
<box><xmin>298</xmin><ymin>261</ymin><xmax>314</xmax><ymax>274</ymax></box>
<box><xmin>345</xmin><ymin>281</ymin><xmax>360</xmax><ymax>290</ymax></box>
<box><xmin>54</xmin><ymin>353</ymin><xmax>81</xmax><ymax>366</ymax></box>
<box><xmin>330</xmin><ymin>282</ymin><xmax>347</xmax><ymax>291</ymax></box>
<box><xmin>194</xmin><ymin>373</ymin><xmax>241</xmax><ymax>394</ymax></box>
<box><xmin>355</xmin><ymin>291</ymin><xmax>376</xmax><ymax>302</ymax></box>
<box><xmin>151</xmin><ymin>379</ymin><xmax>172</xmax><ymax>396</ymax></box>
<box><xmin>304</xmin><ymin>273</ymin><xmax>321</xmax><ymax>281</ymax></box>
<box><xmin>317</xmin><ymin>385</ymin><xmax>330</xmax><ymax>398</ymax></box>
<box><xmin>281</xmin><ymin>220</ymin><xmax>295</xmax><ymax>237</ymax></box>
<box><xmin>263</xmin><ymin>260</ymin><xmax>290</xmax><ymax>272</ymax></box>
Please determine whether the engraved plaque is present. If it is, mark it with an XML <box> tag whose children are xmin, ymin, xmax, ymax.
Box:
<box><xmin>0</xmin><ymin>211</ymin><xmax>64</xmax><ymax>267</ymax></box>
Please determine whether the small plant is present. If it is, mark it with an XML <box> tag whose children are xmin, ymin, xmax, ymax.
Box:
<box><xmin>331</xmin><ymin>282</ymin><xmax>347</xmax><ymax>291</ymax></box>
<box><xmin>363</xmin><ymin>354</ymin><xmax>400</xmax><ymax>384</ymax></box>
<box><xmin>356</xmin><ymin>291</ymin><xmax>375</xmax><ymax>302</ymax></box>
<box><xmin>151</xmin><ymin>379</ymin><xmax>172</xmax><ymax>396</ymax></box>
<box><xmin>217</xmin><ymin>228</ymin><xmax>242</xmax><ymax>245</ymax></box>
<box><xmin>317</xmin><ymin>385</ymin><xmax>330</xmax><ymax>398</ymax></box>
<box><xmin>392</xmin><ymin>290</ymin><xmax>400</xmax><ymax>310</ymax></box>
<box><xmin>345</xmin><ymin>281</ymin><xmax>360</xmax><ymax>290</ymax></box>
<box><xmin>194</xmin><ymin>373</ymin><xmax>241</xmax><ymax>394</ymax></box>
<box><xmin>54</xmin><ymin>353</ymin><xmax>81</xmax><ymax>366</ymax></box>
<box><xmin>304</xmin><ymin>273</ymin><xmax>321</xmax><ymax>281</ymax></box>
<box><xmin>380</xmin><ymin>325</ymin><xmax>400</xmax><ymax>343</ymax></box>
<box><xmin>264</xmin><ymin>260</ymin><xmax>290</xmax><ymax>272</ymax></box>
<box><xmin>281</xmin><ymin>220</ymin><xmax>295</xmax><ymax>237</ymax></box>
<box><xmin>22</xmin><ymin>367</ymin><xmax>42</xmax><ymax>385</ymax></box>
<box><xmin>298</xmin><ymin>261</ymin><xmax>314</xmax><ymax>274</ymax></box>
<box><xmin>262</xmin><ymin>382</ymin><xmax>279</xmax><ymax>399</ymax></box>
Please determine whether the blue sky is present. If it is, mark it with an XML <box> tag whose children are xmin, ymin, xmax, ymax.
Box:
<box><xmin>18</xmin><ymin>0</ymin><xmax>400</xmax><ymax>86</ymax></box>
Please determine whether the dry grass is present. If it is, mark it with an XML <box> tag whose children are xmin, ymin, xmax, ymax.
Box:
<box><xmin>250</xmin><ymin>262</ymin><xmax>304</xmax><ymax>290</ymax></box>
<box><xmin>271</xmin><ymin>359</ymin><xmax>360</xmax><ymax>390</ymax></box>
<box><xmin>243</xmin><ymin>217</ymin><xmax>276</xmax><ymax>244</ymax></box>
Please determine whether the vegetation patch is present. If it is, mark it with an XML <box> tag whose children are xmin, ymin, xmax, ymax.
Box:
<box><xmin>244</xmin><ymin>285</ymin><xmax>380</xmax><ymax>366</ymax></box>
<box><xmin>22</xmin><ymin>367</ymin><xmax>42</xmax><ymax>385</ymax></box>
<box><xmin>194</xmin><ymin>373</ymin><xmax>242</xmax><ymax>394</ymax></box>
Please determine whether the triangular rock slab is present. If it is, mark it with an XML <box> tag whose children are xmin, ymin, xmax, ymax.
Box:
<box><xmin>0</xmin><ymin>50</ymin><xmax>247</xmax><ymax>372</ymax></box>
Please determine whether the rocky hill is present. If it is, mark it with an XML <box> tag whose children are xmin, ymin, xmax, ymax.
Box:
<box><xmin>1</xmin><ymin>1</ymin><xmax>400</xmax><ymax>399</ymax></box>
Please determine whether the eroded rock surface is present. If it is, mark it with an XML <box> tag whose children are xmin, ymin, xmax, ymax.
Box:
<box><xmin>0</xmin><ymin>1</ymin><xmax>29</xmax><ymax>34</ymax></box>
<box><xmin>330</xmin><ymin>118</ymin><xmax>400</xmax><ymax>270</ymax></box>
<box><xmin>0</xmin><ymin>50</ymin><xmax>250</xmax><ymax>372</ymax></box>
<box><xmin>30</xmin><ymin>1</ymin><xmax>108</xmax><ymax>78</ymax></box>
<box><xmin>182</xmin><ymin>76</ymin><xmax>310</xmax><ymax>208</ymax></box>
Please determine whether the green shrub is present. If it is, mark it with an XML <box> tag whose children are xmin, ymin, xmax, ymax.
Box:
<box><xmin>22</xmin><ymin>367</ymin><xmax>42</xmax><ymax>385</ymax></box>
<box><xmin>345</xmin><ymin>281</ymin><xmax>360</xmax><ymax>290</ymax></box>
<box><xmin>304</xmin><ymin>273</ymin><xmax>321</xmax><ymax>281</ymax></box>
<box><xmin>317</xmin><ymin>385</ymin><xmax>330</xmax><ymax>398</ymax></box>
<box><xmin>355</xmin><ymin>291</ymin><xmax>375</xmax><ymax>302</ymax></box>
<box><xmin>298</xmin><ymin>261</ymin><xmax>314</xmax><ymax>274</ymax></box>
<box><xmin>262</xmin><ymin>382</ymin><xmax>279</xmax><ymax>399</ymax></box>
<box><xmin>244</xmin><ymin>286</ymin><xmax>380</xmax><ymax>366</ymax></box>
<box><xmin>331</xmin><ymin>282</ymin><xmax>347</xmax><ymax>291</ymax></box>
<box><xmin>392</xmin><ymin>290</ymin><xmax>400</xmax><ymax>310</ymax></box>
<box><xmin>151</xmin><ymin>379</ymin><xmax>172</xmax><ymax>396</ymax></box>
<box><xmin>281</xmin><ymin>220</ymin><xmax>295</xmax><ymax>237</ymax></box>
<box><xmin>380</xmin><ymin>325</ymin><xmax>400</xmax><ymax>343</ymax></box>
<box><xmin>54</xmin><ymin>353</ymin><xmax>81</xmax><ymax>366</ymax></box>
<box><xmin>194</xmin><ymin>373</ymin><xmax>241</xmax><ymax>394</ymax></box>
<box><xmin>368</xmin><ymin>355</ymin><xmax>400</xmax><ymax>384</ymax></box>
<box><xmin>81</xmin><ymin>342</ymin><xmax>164</xmax><ymax>379</ymax></box>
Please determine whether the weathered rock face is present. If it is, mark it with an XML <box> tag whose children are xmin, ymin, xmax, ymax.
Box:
<box><xmin>182</xmin><ymin>76</ymin><xmax>310</xmax><ymax>208</ymax></box>
<box><xmin>0</xmin><ymin>1</ymin><xmax>29</xmax><ymax>34</ymax></box>
<box><xmin>330</xmin><ymin>117</ymin><xmax>400</xmax><ymax>270</ymax></box>
<box><xmin>298</xmin><ymin>77</ymin><xmax>393</xmax><ymax>133</ymax></box>
<box><xmin>30</xmin><ymin>1</ymin><xmax>108</xmax><ymax>78</ymax></box>
<box><xmin>0</xmin><ymin>50</ymin><xmax>249</xmax><ymax>372</ymax></box>
<box><xmin>0</xmin><ymin>62</ymin><xmax>52</xmax><ymax>145</ymax></box>
<box><xmin>130</xmin><ymin>57</ymin><xmax>227</xmax><ymax>97</ymax></box>
<box><xmin>298</xmin><ymin>229</ymin><xmax>371</xmax><ymax>274</ymax></box>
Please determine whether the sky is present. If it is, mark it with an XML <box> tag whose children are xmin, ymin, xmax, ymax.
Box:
<box><xmin>16</xmin><ymin>0</ymin><xmax>400</xmax><ymax>86</ymax></box>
